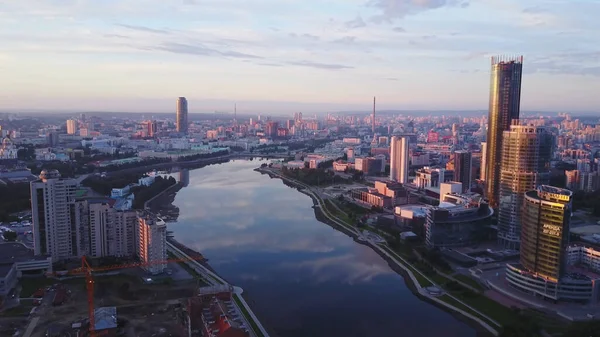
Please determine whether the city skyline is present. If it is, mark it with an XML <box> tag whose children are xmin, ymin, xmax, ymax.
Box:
<box><xmin>0</xmin><ymin>0</ymin><xmax>598</xmax><ymax>113</ymax></box>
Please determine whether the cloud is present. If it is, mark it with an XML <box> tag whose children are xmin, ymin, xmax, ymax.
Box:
<box><xmin>345</xmin><ymin>16</ymin><xmax>366</xmax><ymax>29</ymax></box>
<box><xmin>116</xmin><ymin>24</ymin><xmax>170</xmax><ymax>34</ymax></box>
<box><xmin>392</xmin><ymin>27</ymin><xmax>406</xmax><ymax>32</ymax></box>
<box><xmin>288</xmin><ymin>60</ymin><xmax>353</xmax><ymax>70</ymax></box>
<box><xmin>332</xmin><ymin>36</ymin><xmax>357</xmax><ymax>44</ymax></box>
<box><xmin>289</xmin><ymin>33</ymin><xmax>320</xmax><ymax>41</ymax></box>
<box><xmin>150</xmin><ymin>42</ymin><xmax>262</xmax><ymax>59</ymax></box>
<box><xmin>522</xmin><ymin>6</ymin><xmax>544</xmax><ymax>14</ymax></box>
<box><xmin>386</xmin><ymin>77</ymin><xmax>399</xmax><ymax>81</ymax></box>
<box><xmin>257</xmin><ymin>63</ymin><xmax>283</xmax><ymax>67</ymax></box>
<box><xmin>368</xmin><ymin>0</ymin><xmax>465</xmax><ymax>22</ymax></box>
<box><xmin>421</xmin><ymin>35</ymin><xmax>436</xmax><ymax>40</ymax></box>
<box><xmin>103</xmin><ymin>34</ymin><xmax>130</xmax><ymax>39</ymax></box>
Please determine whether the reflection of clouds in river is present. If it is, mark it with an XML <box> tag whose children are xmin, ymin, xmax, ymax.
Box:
<box><xmin>279</xmin><ymin>249</ymin><xmax>394</xmax><ymax>285</ymax></box>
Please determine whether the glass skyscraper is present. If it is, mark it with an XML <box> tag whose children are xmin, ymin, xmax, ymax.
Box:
<box><xmin>176</xmin><ymin>96</ymin><xmax>188</xmax><ymax>134</ymax></box>
<box><xmin>484</xmin><ymin>56</ymin><xmax>523</xmax><ymax>208</ymax></box>
<box><xmin>497</xmin><ymin>121</ymin><xmax>553</xmax><ymax>249</ymax></box>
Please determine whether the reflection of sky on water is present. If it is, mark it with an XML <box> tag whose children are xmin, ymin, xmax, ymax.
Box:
<box><xmin>169</xmin><ymin>160</ymin><xmax>477</xmax><ymax>337</ymax></box>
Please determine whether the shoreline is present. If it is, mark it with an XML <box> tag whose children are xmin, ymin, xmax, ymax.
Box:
<box><xmin>257</xmin><ymin>167</ymin><xmax>497</xmax><ymax>337</ymax></box>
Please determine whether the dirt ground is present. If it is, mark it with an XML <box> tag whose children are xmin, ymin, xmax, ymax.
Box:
<box><xmin>6</xmin><ymin>273</ymin><xmax>197</xmax><ymax>337</ymax></box>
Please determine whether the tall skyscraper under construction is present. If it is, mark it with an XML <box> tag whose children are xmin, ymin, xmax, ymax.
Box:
<box><xmin>484</xmin><ymin>56</ymin><xmax>523</xmax><ymax>208</ymax></box>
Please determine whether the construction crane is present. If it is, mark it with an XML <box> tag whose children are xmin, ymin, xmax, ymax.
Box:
<box><xmin>74</xmin><ymin>255</ymin><xmax>204</xmax><ymax>337</ymax></box>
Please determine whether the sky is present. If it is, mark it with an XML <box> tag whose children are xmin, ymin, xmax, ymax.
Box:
<box><xmin>0</xmin><ymin>0</ymin><xmax>598</xmax><ymax>114</ymax></box>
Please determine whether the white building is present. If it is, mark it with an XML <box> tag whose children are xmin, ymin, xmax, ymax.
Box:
<box><xmin>390</xmin><ymin>136</ymin><xmax>409</xmax><ymax>183</ymax></box>
<box><xmin>31</xmin><ymin>170</ymin><xmax>80</xmax><ymax>261</ymax></box>
<box><xmin>0</xmin><ymin>137</ymin><xmax>18</xmax><ymax>159</ymax></box>
<box><xmin>137</xmin><ymin>211</ymin><xmax>167</xmax><ymax>275</ymax></box>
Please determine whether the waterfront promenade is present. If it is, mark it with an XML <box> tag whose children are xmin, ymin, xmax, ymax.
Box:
<box><xmin>259</xmin><ymin>167</ymin><xmax>501</xmax><ymax>336</ymax></box>
<box><xmin>167</xmin><ymin>241</ymin><xmax>270</xmax><ymax>337</ymax></box>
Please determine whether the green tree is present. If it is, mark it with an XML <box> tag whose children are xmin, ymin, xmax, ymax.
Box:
<box><xmin>2</xmin><ymin>231</ymin><xmax>17</xmax><ymax>241</ymax></box>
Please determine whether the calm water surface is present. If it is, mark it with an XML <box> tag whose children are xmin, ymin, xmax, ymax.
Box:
<box><xmin>169</xmin><ymin>160</ymin><xmax>477</xmax><ymax>337</ymax></box>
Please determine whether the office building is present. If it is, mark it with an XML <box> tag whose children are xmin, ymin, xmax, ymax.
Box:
<box><xmin>484</xmin><ymin>56</ymin><xmax>523</xmax><ymax>208</ymax></box>
<box><xmin>414</xmin><ymin>167</ymin><xmax>454</xmax><ymax>189</ymax></box>
<box><xmin>31</xmin><ymin>170</ymin><xmax>79</xmax><ymax>261</ymax></box>
<box><xmin>137</xmin><ymin>211</ymin><xmax>167</xmax><ymax>275</ymax></box>
<box><xmin>66</xmin><ymin>119</ymin><xmax>77</xmax><ymax>135</ymax></box>
<box><xmin>453</xmin><ymin>151</ymin><xmax>472</xmax><ymax>193</ymax></box>
<box><xmin>497</xmin><ymin>122</ymin><xmax>553</xmax><ymax>249</ymax></box>
<box><xmin>480</xmin><ymin>142</ymin><xmax>487</xmax><ymax>181</ymax></box>
<box><xmin>425</xmin><ymin>193</ymin><xmax>493</xmax><ymax>248</ymax></box>
<box><xmin>47</xmin><ymin>131</ymin><xmax>59</xmax><ymax>147</ymax></box>
<box><xmin>520</xmin><ymin>186</ymin><xmax>572</xmax><ymax>281</ymax></box>
<box><xmin>176</xmin><ymin>97</ymin><xmax>188</xmax><ymax>134</ymax></box>
<box><xmin>504</xmin><ymin>186</ymin><xmax>598</xmax><ymax>303</ymax></box>
<box><xmin>390</xmin><ymin>136</ymin><xmax>409</xmax><ymax>184</ymax></box>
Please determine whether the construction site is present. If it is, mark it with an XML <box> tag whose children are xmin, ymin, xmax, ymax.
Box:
<box><xmin>4</xmin><ymin>270</ymin><xmax>196</xmax><ymax>337</ymax></box>
<box><xmin>1</xmin><ymin>249</ymin><xmax>259</xmax><ymax>337</ymax></box>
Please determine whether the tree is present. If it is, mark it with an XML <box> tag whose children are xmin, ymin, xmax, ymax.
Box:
<box><xmin>3</xmin><ymin>231</ymin><xmax>17</xmax><ymax>241</ymax></box>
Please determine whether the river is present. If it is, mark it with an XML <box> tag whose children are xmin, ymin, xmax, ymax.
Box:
<box><xmin>168</xmin><ymin>160</ymin><xmax>478</xmax><ymax>337</ymax></box>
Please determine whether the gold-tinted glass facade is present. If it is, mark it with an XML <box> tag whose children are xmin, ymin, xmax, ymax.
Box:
<box><xmin>520</xmin><ymin>186</ymin><xmax>572</xmax><ymax>282</ymax></box>
<box><xmin>497</xmin><ymin>123</ymin><xmax>553</xmax><ymax>249</ymax></box>
<box><xmin>485</xmin><ymin>56</ymin><xmax>523</xmax><ymax>208</ymax></box>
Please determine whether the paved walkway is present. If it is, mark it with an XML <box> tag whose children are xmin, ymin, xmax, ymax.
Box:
<box><xmin>167</xmin><ymin>243</ymin><xmax>270</xmax><ymax>337</ymax></box>
<box><xmin>264</xmin><ymin>168</ymin><xmax>500</xmax><ymax>336</ymax></box>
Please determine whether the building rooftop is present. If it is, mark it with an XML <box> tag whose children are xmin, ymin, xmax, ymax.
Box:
<box><xmin>0</xmin><ymin>243</ymin><xmax>46</xmax><ymax>264</ymax></box>
<box><xmin>0</xmin><ymin>263</ymin><xmax>15</xmax><ymax>278</ymax></box>
<box><xmin>94</xmin><ymin>307</ymin><xmax>117</xmax><ymax>331</ymax></box>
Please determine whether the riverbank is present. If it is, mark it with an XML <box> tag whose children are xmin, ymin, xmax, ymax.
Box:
<box><xmin>257</xmin><ymin>167</ymin><xmax>500</xmax><ymax>336</ymax></box>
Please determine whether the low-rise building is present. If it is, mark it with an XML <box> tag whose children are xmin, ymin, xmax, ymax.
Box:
<box><xmin>425</xmin><ymin>193</ymin><xmax>493</xmax><ymax>248</ymax></box>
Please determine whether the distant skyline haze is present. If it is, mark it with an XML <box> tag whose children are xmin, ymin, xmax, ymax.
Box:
<box><xmin>0</xmin><ymin>0</ymin><xmax>598</xmax><ymax>113</ymax></box>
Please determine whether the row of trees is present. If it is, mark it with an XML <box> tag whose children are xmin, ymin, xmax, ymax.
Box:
<box><xmin>0</xmin><ymin>182</ymin><xmax>32</xmax><ymax>222</ymax></box>
<box><xmin>82</xmin><ymin>173</ymin><xmax>146</xmax><ymax>196</ymax></box>
<box><xmin>132</xmin><ymin>176</ymin><xmax>177</xmax><ymax>209</ymax></box>
<box><xmin>281</xmin><ymin>166</ymin><xmax>350</xmax><ymax>186</ymax></box>
<box><xmin>175</xmin><ymin>149</ymin><xmax>229</xmax><ymax>162</ymax></box>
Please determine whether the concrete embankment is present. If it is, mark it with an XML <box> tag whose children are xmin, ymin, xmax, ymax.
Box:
<box><xmin>257</xmin><ymin>167</ymin><xmax>499</xmax><ymax>336</ymax></box>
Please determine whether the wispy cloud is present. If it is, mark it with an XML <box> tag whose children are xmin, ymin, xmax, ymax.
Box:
<box><xmin>331</xmin><ymin>36</ymin><xmax>357</xmax><ymax>44</ymax></box>
<box><xmin>288</xmin><ymin>60</ymin><xmax>353</xmax><ymax>70</ymax></box>
<box><xmin>368</xmin><ymin>0</ymin><xmax>466</xmax><ymax>22</ymax></box>
<box><xmin>392</xmin><ymin>27</ymin><xmax>406</xmax><ymax>33</ymax></box>
<box><xmin>344</xmin><ymin>16</ymin><xmax>366</xmax><ymax>29</ymax></box>
<box><xmin>116</xmin><ymin>24</ymin><xmax>171</xmax><ymax>34</ymax></box>
<box><xmin>150</xmin><ymin>42</ymin><xmax>262</xmax><ymax>59</ymax></box>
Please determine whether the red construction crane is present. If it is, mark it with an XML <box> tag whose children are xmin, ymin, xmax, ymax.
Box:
<box><xmin>74</xmin><ymin>255</ymin><xmax>204</xmax><ymax>337</ymax></box>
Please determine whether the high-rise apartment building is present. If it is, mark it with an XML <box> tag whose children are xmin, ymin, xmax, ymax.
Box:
<box><xmin>47</xmin><ymin>131</ymin><xmax>59</xmax><ymax>147</ymax></box>
<box><xmin>142</xmin><ymin>120</ymin><xmax>157</xmax><ymax>138</ymax></box>
<box><xmin>66</xmin><ymin>119</ymin><xmax>77</xmax><ymax>135</ymax></box>
<box><xmin>137</xmin><ymin>211</ymin><xmax>167</xmax><ymax>275</ymax></box>
<box><xmin>266</xmin><ymin>121</ymin><xmax>278</xmax><ymax>138</ymax></box>
<box><xmin>480</xmin><ymin>142</ymin><xmax>487</xmax><ymax>181</ymax></box>
<box><xmin>31</xmin><ymin>170</ymin><xmax>79</xmax><ymax>261</ymax></box>
<box><xmin>176</xmin><ymin>97</ymin><xmax>188</xmax><ymax>134</ymax></box>
<box><xmin>75</xmin><ymin>200</ymin><xmax>137</xmax><ymax>258</ymax></box>
<box><xmin>484</xmin><ymin>56</ymin><xmax>523</xmax><ymax>208</ymax></box>
<box><xmin>390</xmin><ymin>136</ymin><xmax>409</xmax><ymax>184</ymax></box>
<box><xmin>520</xmin><ymin>185</ymin><xmax>572</xmax><ymax>281</ymax></box>
<box><xmin>453</xmin><ymin>151</ymin><xmax>472</xmax><ymax>193</ymax></box>
<box><xmin>497</xmin><ymin>122</ymin><xmax>553</xmax><ymax>249</ymax></box>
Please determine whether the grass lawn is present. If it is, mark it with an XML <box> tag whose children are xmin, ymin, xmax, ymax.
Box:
<box><xmin>233</xmin><ymin>294</ymin><xmax>265</xmax><ymax>337</ymax></box>
<box><xmin>19</xmin><ymin>277</ymin><xmax>56</xmax><ymax>297</ymax></box>
<box><xmin>1</xmin><ymin>304</ymin><xmax>34</xmax><ymax>317</ymax></box>
<box><xmin>450</xmin><ymin>290</ymin><xmax>517</xmax><ymax>326</ymax></box>
<box><xmin>438</xmin><ymin>295</ymin><xmax>500</xmax><ymax>328</ymax></box>
<box><xmin>167</xmin><ymin>252</ymin><xmax>211</xmax><ymax>286</ymax></box>
<box><xmin>522</xmin><ymin>309</ymin><xmax>568</xmax><ymax>336</ymax></box>
<box><xmin>453</xmin><ymin>274</ymin><xmax>485</xmax><ymax>292</ymax></box>
<box><xmin>380</xmin><ymin>245</ymin><xmax>432</xmax><ymax>287</ymax></box>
